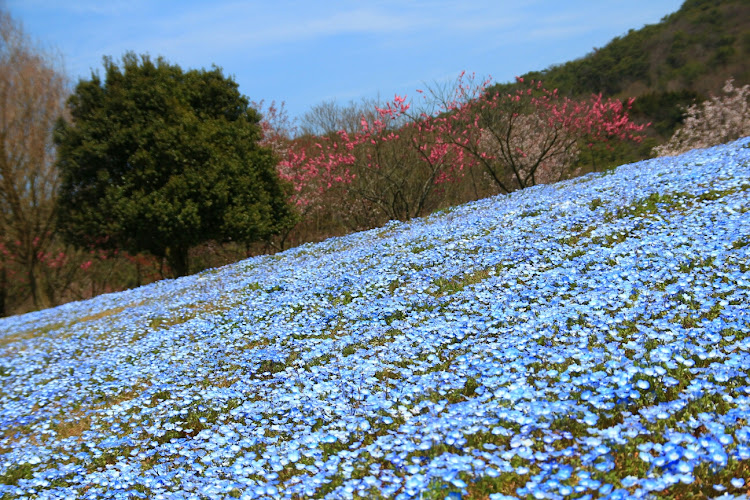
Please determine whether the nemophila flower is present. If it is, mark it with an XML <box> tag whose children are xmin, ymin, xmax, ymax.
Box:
<box><xmin>729</xmin><ymin>477</ymin><xmax>745</xmax><ymax>488</ymax></box>
<box><xmin>1</xmin><ymin>139</ymin><xmax>750</xmax><ymax>497</ymax></box>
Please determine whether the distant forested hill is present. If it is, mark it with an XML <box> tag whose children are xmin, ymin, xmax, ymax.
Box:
<box><xmin>491</xmin><ymin>0</ymin><xmax>750</xmax><ymax>142</ymax></box>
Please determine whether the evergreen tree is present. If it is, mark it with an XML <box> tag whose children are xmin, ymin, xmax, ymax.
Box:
<box><xmin>55</xmin><ymin>53</ymin><xmax>295</xmax><ymax>277</ymax></box>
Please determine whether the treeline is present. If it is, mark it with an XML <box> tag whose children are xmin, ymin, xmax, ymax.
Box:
<box><xmin>2</xmin><ymin>1</ymin><xmax>749</xmax><ymax>317</ymax></box>
<box><xmin>264</xmin><ymin>75</ymin><xmax>648</xmax><ymax>238</ymax></box>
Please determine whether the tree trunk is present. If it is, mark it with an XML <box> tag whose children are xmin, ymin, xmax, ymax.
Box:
<box><xmin>26</xmin><ymin>256</ymin><xmax>42</xmax><ymax>309</ymax></box>
<box><xmin>0</xmin><ymin>265</ymin><xmax>7</xmax><ymax>317</ymax></box>
<box><xmin>166</xmin><ymin>245</ymin><xmax>190</xmax><ymax>278</ymax></box>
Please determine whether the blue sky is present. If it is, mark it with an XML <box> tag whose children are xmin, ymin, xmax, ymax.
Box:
<box><xmin>8</xmin><ymin>1</ymin><xmax>684</xmax><ymax>121</ymax></box>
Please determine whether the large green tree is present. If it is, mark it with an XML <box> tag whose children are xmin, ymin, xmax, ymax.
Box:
<box><xmin>55</xmin><ymin>53</ymin><xmax>295</xmax><ymax>277</ymax></box>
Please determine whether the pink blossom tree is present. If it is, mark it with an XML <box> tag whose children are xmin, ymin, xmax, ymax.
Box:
<box><xmin>253</xmin><ymin>100</ymin><xmax>359</xmax><ymax>247</ymax></box>
<box><xmin>345</xmin><ymin>94</ymin><xmax>476</xmax><ymax>221</ymax></box>
<box><xmin>445</xmin><ymin>75</ymin><xmax>645</xmax><ymax>193</ymax></box>
<box><xmin>259</xmin><ymin>72</ymin><xmax>649</xmax><ymax>240</ymax></box>
<box><xmin>427</xmin><ymin>73</ymin><xmax>649</xmax><ymax>193</ymax></box>
<box><xmin>266</xmin><ymin>94</ymin><xmax>475</xmax><ymax>231</ymax></box>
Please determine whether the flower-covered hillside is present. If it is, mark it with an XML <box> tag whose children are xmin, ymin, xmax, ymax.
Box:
<box><xmin>1</xmin><ymin>139</ymin><xmax>749</xmax><ymax>499</ymax></box>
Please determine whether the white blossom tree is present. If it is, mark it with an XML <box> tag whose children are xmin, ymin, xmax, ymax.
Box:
<box><xmin>654</xmin><ymin>79</ymin><xmax>750</xmax><ymax>157</ymax></box>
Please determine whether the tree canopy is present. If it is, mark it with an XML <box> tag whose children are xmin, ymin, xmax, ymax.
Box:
<box><xmin>54</xmin><ymin>53</ymin><xmax>295</xmax><ymax>277</ymax></box>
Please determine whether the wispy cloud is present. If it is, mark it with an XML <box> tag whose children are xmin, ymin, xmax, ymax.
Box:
<box><xmin>151</xmin><ymin>5</ymin><xmax>432</xmax><ymax>53</ymax></box>
<box><xmin>8</xmin><ymin>0</ymin><xmax>686</xmax><ymax>119</ymax></box>
<box><xmin>8</xmin><ymin>0</ymin><xmax>147</xmax><ymax>16</ymax></box>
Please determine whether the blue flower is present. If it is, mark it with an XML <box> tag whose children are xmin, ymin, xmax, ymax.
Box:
<box><xmin>2</xmin><ymin>138</ymin><xmax>750</xmax><ymax>497</ymax></box>
<box><xmin>451</xmin><ymin>477</ymin><xmax>467</xmax><ymax>488</ymax></box>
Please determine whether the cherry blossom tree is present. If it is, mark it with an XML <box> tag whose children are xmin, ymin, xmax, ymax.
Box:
<box><xmin>251</xmin><ymin>99</ymin><xmax>359</xmax><ymax>248</ymax></box>
<box><xmin>653</xmin><ymin>78</ymin><xmax>750</xmax><ymax>157</ymax></box>
<box><xmin>277</xmin><ymin>94</ymin><xmax>477</xmax><ymax>226</ymax></box>
<box><xmin>266</xmin><ymin>72</ymin><xmax>648</xmax><ymax>239</ymax></box>
<box><xmin>430</xmin><ymin>73</ymin><xmax>649</xmax><ymax>193</ymax></box>
<box><xmin>347</xmin><ymin>94</ymin><xmax>475</xmax><ymax>221</ymax></box>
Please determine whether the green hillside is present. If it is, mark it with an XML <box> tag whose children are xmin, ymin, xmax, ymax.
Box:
<box><xmin>497</xmin><ymin>0</ymin><xmax>749</xmax><ymax>97</ymax></box>
<box><xmin>491</xmin><ymin>0</ymin><xmax>749</xmax><ymax>142</ymax></box>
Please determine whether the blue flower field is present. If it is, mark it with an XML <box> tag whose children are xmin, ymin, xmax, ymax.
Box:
<box><xmin>1</xmin><ymin>139</ymin><xmax>749</xmax><ymax>499</ymax></box>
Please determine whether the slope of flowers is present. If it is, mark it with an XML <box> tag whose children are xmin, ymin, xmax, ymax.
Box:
<box><xmin>1</xmin><ymin>139</ymin><xmax>749</xmax><ymax>499</ymax></box>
